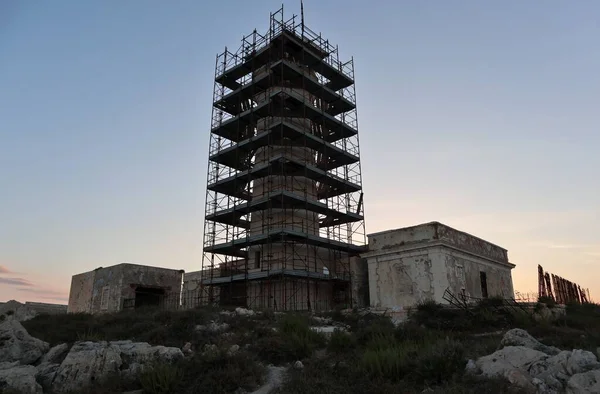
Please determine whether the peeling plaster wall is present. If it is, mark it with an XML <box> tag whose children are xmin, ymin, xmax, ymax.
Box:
<box><xmin>67</xmin><ymin>271</ymin><xmax>96</xmax><ymax>313</ymax></box>
<box><xmin>368</xmin><ymin>222</ymin><xmax>509</xmax><ymax>265</ymax></box>
<box><xmin>183</xmin><ymin>271</ymin><xmax>203</xmax><ymax>292</ymax></box>
<box><xmin>68</xmin><ymin>264</ymin><xmax>184</xmax><ymax>314</ymax></box>
<box><xmin>90</xmin><ymin>265</ymin><xmax>124</xmax><ymax>313</ymax></box>
<box><xmin>119</xmin><ymin>264</ymin><xmax>183</xmax><ymax>304</ymax></box>
<box><xmin>364</xmin><ymin>222</ymin><xmax>515</xmax><ymax>310</ymax></box>
<box><xmin>367</xmin><ymin>250</ymin><xmax>437</xmax><ymax>309</ymax></box>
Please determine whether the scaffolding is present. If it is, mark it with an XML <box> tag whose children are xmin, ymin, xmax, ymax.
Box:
<box><xmin>201</xmin><ymin>6</ymin><xmax>367</xmax><ymax>311</ymax></box>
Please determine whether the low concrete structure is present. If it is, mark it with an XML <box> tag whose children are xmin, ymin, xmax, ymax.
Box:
<box><xmin>363</xmin><ymin>222</ymin><xmax>515</xmax><ymax>311</ymax></box>
<box><xmin>67</xmin><ymin>263</ymin><xmax>184</xmax><ymax>314</ymax></box>
<box><xmin>25</xmin><ymin>302</ymin><xmax>67</xmax><ymax>315</ymax></box>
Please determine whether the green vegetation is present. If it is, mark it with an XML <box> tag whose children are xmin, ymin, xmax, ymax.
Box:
<box><xmin>19</xmin><ymin>301</ymin><xmax>600</xmax><ymax>393</ymax></box>
<box><xmin>140</xmin><ymin>363</ymin><xmax>184</xmax><ymax>394</ymax></box>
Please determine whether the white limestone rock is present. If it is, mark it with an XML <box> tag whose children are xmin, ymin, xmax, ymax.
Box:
<box><xmin>566</xmin><ymin>370</ymin><xmax>600</xmax><ymax>394</ymax></box>
<box><xmin>196</xmin><ymin>321</ymin><xmax>230</xmax><ymax>333</ymax></box>
<box><xmin>476</xmin><ymin>346</ymin><xmax>549</xmax><ymax>377</ymax></box>
<box><xmin>51</xmin><ymin>340</ymin><xmax>184</xmax><ymax>393</ymax></box>
<box><xmin>500</xmin><ymin>328</ymin><xmax>561</xmax><ymax>355</ymax></box>
<box><xmin>40</xmin><ymin>343</ymin><xmax>70</xmax><ymax>365</ymax></box>
<box><xmin>228</xmin><ymin>344</ymin><xmax>240</xmax><ymax>356</ymax></box>
<box><xmin>35</xmin><ymin>362</ymin><xmax>60</xmax><ymax>392</ymax></box>
<box><xmin>0</xmin><ymin>364</ymin><xmax>43</xmax><ymax>394</ymax></box>
<box><xmin>235</xmin><ymin>307</ymin><xmax>255</xmax><ymax>316</ymax></box>
<box><xmin>565</xmin><ymin>350</ymin><xmax>600</xmax><ymax>375</ymax></box>
<box><xmin>0</xmin><ymin>319</ymin><xmax>49</xmax><ymax>365</ymax></box>
<box><xmin>465</xmin><ymin>359</ymin><xmax>479</xmax><ymax>374</ymax></box>
<box><xmin>0</xmin><ymin>361</ymin><xmax>19</xmax><ymax>371</ymax></box>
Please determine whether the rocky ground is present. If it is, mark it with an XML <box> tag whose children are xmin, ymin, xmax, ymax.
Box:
<box><xmin>1</xmin><ymin>299</ymin><xmax>599</xmax><ymax>393</ymax></box>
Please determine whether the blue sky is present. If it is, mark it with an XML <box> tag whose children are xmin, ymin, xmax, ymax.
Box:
<box><xmin>1</xmin><ymin>1</ymin><xmax>598</xmax><ymax>303</ymax></box>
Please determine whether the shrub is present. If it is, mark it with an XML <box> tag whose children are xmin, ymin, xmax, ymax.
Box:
<box><xmin>416</xmin><ymin>299</ymin><xmax>443</xmax><ymax>314</ymax></box>
<box><xmin>476</xmin><ymin>296</ymin><xmax>505</xmax><ymax>308</ymax></box>
<box><xmin>328</xmin><ymin>329</ymin><xmax>357</xmax><ymax>353</ymax></box>
<box><xmin>413</xmin><ymin>338</ymin><xmax>466</xmax><ymax>384</ymax></box>
<box><xmin>279</xmin><ymin>314</ymin><xmax>326</xmax><ymax>359</ymax></box>
<box><xmin>21</xmin><ymin>307</ymin><xmax>219</xmax><ymax>347</ymax></box>
<box><xmin>0</xmin><ymin>314</ymin><xmax>5</xmax><ymax>322</ymax></box>
<box><xmin>140</xmin><ymin>363</ymin><xmax>183</xmax><ymax>394</ymax></box>
<box><xmin>355</xmin><ymin>316</ymin><xmax>395</xmax><ymax>346</ymax></box>
<box><xmin>179</xmin><ymin>351</ymin><xmax>265</xmax><ymax>394</ymax></box>
<box><xmin>76</xmin><ymin>328</ymin><xmax>105</xmax><ymax>342</ymax></box>
<box><xmin>5</xmin><ymin>310</ymin><xmax>14</xmax><ymax>316</ymax></box>
<box><xmin>361</xmin><ymin>338</ymin><xmax>465</xmax><ymax>385</ymax></box>
<box><xmin>361</xmin><ymin>341</ymin><xmax>419</xmax><ymax>380</ymax></box>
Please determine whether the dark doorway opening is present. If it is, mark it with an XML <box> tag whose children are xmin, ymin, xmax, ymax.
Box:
<box><xmin>134</xmin><ymin>287</ymin><xmax>165</xmax><ymax>308</ymax></box>
<box><xmin>480</xmin><ymin>272</ymin><xmax>488</xmax><ymax>298</ymax></box>
<box><xmin>219</xmin><ymin>283</ymin><xmax>247</xmax><ymax>308</ymax></box>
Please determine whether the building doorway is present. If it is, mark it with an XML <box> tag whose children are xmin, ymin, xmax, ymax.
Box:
<box><xmin>480</xmin><ymin>272</ymin><xmax>488</xmax><ymax>299</ymax></box>
<box><xmin>134</xmin><ymin>287</ymin><xmax>165</xmax><ymax>308</ymax></box>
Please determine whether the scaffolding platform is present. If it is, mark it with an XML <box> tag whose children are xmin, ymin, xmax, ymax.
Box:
<box><xmin>216</xmin><ymin>30</ymin><xmax>353</xmax><ymax>92</ymax></box>
<box><xmin>206</xmin><ymin>190</ymin><xmax>363</xmax><ymax>229</ymax></box>
<box><xmin>207</xmin><ymin>154</ymin><xmax>361</xmax><ymax>200</ymax></box>
<box><xmin>212</xmin><ymin>88</ymin><xmax>357</xmax><ymax>143</ymax></box>
<box><xmin>215</xmin><ymin>59</ymin><xmax>355</xmax><ymax>116</ymax></box>
<box><xmin>204</xmin><ymin>227</ymin><xmax>368</xmax><ymax>258</ymax></box>
<box><xmin>209</xmin><ymin>119</ymin><xmax>359</xmax><ymax>171</ymax></box>
<box><xmin>202</xmin><ymin>267</ymin><xmax>350</xmax><ymax>285</ymax></box>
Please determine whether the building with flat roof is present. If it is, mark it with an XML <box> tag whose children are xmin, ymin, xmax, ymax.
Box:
<box><xmin>362</xmin><ymin>222</ymin><xmax>515</xmax><ymax>311</ymax></box>
<box><xmin>67</xmin><ymin>263</ymin><xmax>184</xmax><ymax>314</ymax></box>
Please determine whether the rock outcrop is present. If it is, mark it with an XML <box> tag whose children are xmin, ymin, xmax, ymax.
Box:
<box><xmin>0</xmin><ymin>319</ymin><xmax>49</xmax><ymax>365</ymax></box>
<box><xmin>468</xmin><ymin>328</ymin><xmax>600</xmax><ymax>393</ymax></box>
<box><xmin>51</xmin><ymin>340</ymin><xmax>184</xmax><ymax>393</ymax></box>
<box><xmin>0</xmin><ymin>319</ymin><xmax>184</xmax><ymax>393</ymax></box>
<box><xmin>500</xmin><ymin>328</ymin><xmax>561</xmax><ymax>356</ymax></box>
<box><xmin>0</xmin><ymin>364</ymin><xmax>43</xmax><ymax>394</ymax></box>
<box><xmin>0</xmin><ymin>300</ymin><xmax>38</xmax><ymax>322</ymax></box>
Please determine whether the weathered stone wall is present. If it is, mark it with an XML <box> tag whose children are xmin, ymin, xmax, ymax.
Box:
<box><xmin>119</xmin><ymin>264</ymin><xmax>183</xmax><ymax>303</ymax></box>
<box><xmin>90</xmin><ymin>265</ymin><xmax>124</xmax><ymax>314</ymax></box>
<box><xmin>367</xmin><ymin>222</ymin><xmax>509</xmax><ymax>264</ymax></box>
<box><xmin>364</xmin><ymin>222</ymin><xmax>515</xmax><ymax>310</ymax></box>
<box><xmin>436</xmin><ymin>223</ymin><xmax>508</xmax><ymax>264</ymax></box>
<box><xmin>183</xmin><ymin>271</ymin><xmax>203</xmax><ymax>292</ymax></box>
<box><xmin>25</xmin><ymin>302</ymin><xmax>67</xmax><ymax>315</ymax></box>
<box><xmin>69</xmin><ymin>264</ymin><xmax>184</xmax><ymax>314</ymax></box>
<box><xmin>367</xmin><ymin>250</ymin><xmax>436</xmax><ymax>309</ymax></box>
<box><xmin>67</xmin><ymin>271</ymin><xmax>96</xmax><ymax>313</ymax></box>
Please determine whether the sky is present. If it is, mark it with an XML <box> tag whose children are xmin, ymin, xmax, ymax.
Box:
<box><xmin>1</xmin><ymin>1</ymin><xmax>598</xmax><ymax>304</ymax></box>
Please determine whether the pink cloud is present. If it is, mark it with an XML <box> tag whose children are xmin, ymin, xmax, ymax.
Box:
<box><xmin>0</xmin><ymin>265</ymin><xmax>11</xmax><ymax>274</ymax></box>
<box><xmin>16</xmin><ymin>287</ymin><xmax>68</xmax><ymax>302</ymax></box>
<box><xmin>0</xmin><ymin>277</ymin><xmax>33</xmax><ymax>286</ymax></box>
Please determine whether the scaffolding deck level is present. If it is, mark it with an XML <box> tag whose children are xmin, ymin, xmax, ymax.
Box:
<box><xmin>216</xmin><ymin>30</ymin><xmax>352</xmax><ymax>92</ymax></box>
<box><xmin>207</xmin><ymin>154</ymin><xmax>361</xmax><ymax>200</ymax></box>
<box><xmin>212</xmin><ymin>88</ymin><xmax>356</xmax><ymax>143</ymax></box>
<box><xmin>205</xmin><ymin>190</ymin><xmax>363</xmax><ymax>229</ymax></box>
<box><xmin>210</xmin><ymin>119</ymin><xmax>359</xmax><ymax>172</ymax></box>
<box><xmin>215</xmin><ymin>59</ymin><xmax>355</xmax><ymax>117</ymax></box>
<box><xmin>204</xmin><ymin>227</ymin><xmax>368</xmax><ymax>258</ymax></box>
<box><xmin>201</xmin><ymin>267</ymin><xmax>350</xmax><ymax>285</ymax></box>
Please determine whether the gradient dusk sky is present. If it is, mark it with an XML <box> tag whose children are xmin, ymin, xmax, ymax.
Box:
<box><xmin>1</xmin><ymin>1</ymin><xmax>598</xmax><ymax>304</ymax></box>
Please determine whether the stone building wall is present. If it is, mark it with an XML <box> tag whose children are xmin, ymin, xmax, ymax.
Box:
<box><xmin>67</xmin><ymin>264</ymin><xmax>183</xmax><ymax>314</ymax></box>
<box><xmin>363</xmin><ymin>222</ymin><xmax>515</xmax><ymax>311</ymax></box>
